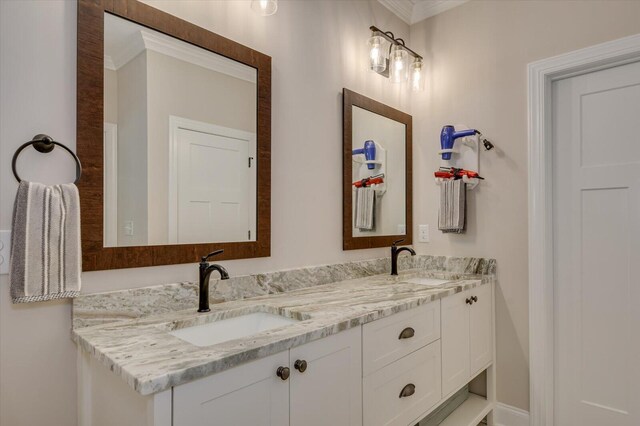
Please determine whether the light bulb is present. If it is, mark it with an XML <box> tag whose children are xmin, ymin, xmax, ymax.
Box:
<box><xmin>368</xmin><ymin>35</ymin><xmax>386</xmax><ymax>73</ymax></box>
<box><xmin>410</xmin><ymin>58</ymin><xmax>424</xmax><ymax>92</ymax></box>
<box><xmin>251</xmin><ymin>0</ymin><xmax>277</xmax><ymax>16</ymax></box>
<box><xmin>389</xmin><ymin>44</ymin><xmax>408</xmax><ymax>83</ymax></box>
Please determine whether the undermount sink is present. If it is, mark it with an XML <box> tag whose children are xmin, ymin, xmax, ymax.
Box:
<box><xmin>402</xmin><ymin>277</ymin><xmax>451</xmax><ymax>287</ymax></box>
<box><xmin>169</xmin><ymin>312</ymin><xmax>299</xmax><ymax>347</ymax></box>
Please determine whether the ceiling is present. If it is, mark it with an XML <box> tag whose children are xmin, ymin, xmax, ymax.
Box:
<box><xmin>377</xmin><ymin>0</ymin><xmax>469</xmax><ymax>25</ymax></box>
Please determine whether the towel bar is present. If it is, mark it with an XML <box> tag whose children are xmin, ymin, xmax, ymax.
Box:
<box><xmin>11</xmin><ymin>134</ymin><xmax>82</xmax><ymax>184</ymax></box>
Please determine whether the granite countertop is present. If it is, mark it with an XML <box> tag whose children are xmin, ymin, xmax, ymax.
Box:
<box><xmin>73</xmin><ymin>268</ymin><xmax>488</xmax><ymax>396</ymax></box>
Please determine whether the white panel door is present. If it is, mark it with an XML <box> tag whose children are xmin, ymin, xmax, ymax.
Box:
<box><xmin>289</xmin><ymin>327</ymin><xmax>362</xmax><ymax>426</ymax></box>
<box><xmin>441</xmin><ymin>289</ymin><xmax>470</xmax><ymax>397</ymax></box>
<box><xmin>176</xmin><ymin>125</ymin><xmax>252</xmax><ymax>243</ymax></box>
<box><xmin>469</xmin><ymin>283</ymin><xmax>493</xmax><ymax>376</ymax></box>
<box><xmin>553</xmin><ymin>60</ymin><xmax>640</xmax><ymax>425</ymax></box>
<box><xmin>172</xmin><ymin>350</ymin><xmax>289</xmax><ymax>426</ymax></box>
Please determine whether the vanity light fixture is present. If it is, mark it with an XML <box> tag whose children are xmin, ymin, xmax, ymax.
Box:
<box><xmin>251</xmin><ymin>0</ymin><xmax>278</xmax><ymax>16</ymax></box>
<box><xmin>368</xmin><ymin>26</ymin><xmax>424</xmax><ymax>91</ymax></box>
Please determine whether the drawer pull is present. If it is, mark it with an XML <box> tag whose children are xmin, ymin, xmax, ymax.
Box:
<box><xmin>399</xmin><ymin>383</ymin><xmax>416</xmax><ymax>398</ymax></box>
<box><xmin>466</xmin><ymin>298</ymin><xmax>473</xmax><ymax>305</ymax></box>
<box><xmin>294</xmin><ymin>359</ymin><xmax>308</xmax><ymax>373</ymax></box>
<box><xmin>398</xmin><ymin>327</ymin><xmax>415</xmax><ymax>339</ymax></box>
<box><xmin>276</xmin><ymin>366</ymin><xmax>290</xmax><ymax>381</ymax></box>
<box><xmin>471</xmin><ymin>296</ymin><xmax>478</xmax><ymax>303</ymax></box>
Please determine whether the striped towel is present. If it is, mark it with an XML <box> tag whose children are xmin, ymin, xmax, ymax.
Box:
<box><xmin>438</xmin><ymin>179</ymin><xmax>466</xmax><ymax>234</ymax></box>
<box><xmin>10</xmin><ymin>181</ymin><xmax>81</xmax><ymax>303</ymax></box>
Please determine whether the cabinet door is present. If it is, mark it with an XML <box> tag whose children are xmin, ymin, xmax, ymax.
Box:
<box><xmin>441</xmin><ymin>289</ymin><xmax>470</xmax><ymax>397</ymax></box>
<box><xmin>469</xmin><ymin>283</ymin><xmax>493</xmax><ymax>376</ymax></box>
<box><xmin>173</xmin><ymin>350</ymin><xmax>289</xmax><ymax>426</ymax></box>
<box><xmin>290</xmin><ymin>327</ymin><xmax>362</xmax><ymax>426</ymax></box>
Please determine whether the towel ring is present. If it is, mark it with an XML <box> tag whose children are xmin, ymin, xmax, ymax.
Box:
<box><xmin>12</xmin><ymin>134</ymin><xmax>82</xmax><ymax>184</ymax></box>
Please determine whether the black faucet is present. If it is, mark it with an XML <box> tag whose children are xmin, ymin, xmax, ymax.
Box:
<box><xmin>390</xmin><ymin>239</ymin><xmax>416</xmax><ymax>276</ymax></box>
<box><xmin>198</xmin><ymin>250</ymin><xmax>229</xmax><ymax>313</ymax></box>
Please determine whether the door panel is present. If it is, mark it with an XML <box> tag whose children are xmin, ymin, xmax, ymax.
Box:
<box><xmin>469</xmin><ymin>283</ymin><xmax>493</xmax><ymax>376</ymax></box>
<box><xmin>289</xmin><ymin>327</ymin><xmax>362</xmax><ymax>426</ymax></box>
<box><xmin>441</xmin><ymin>289</ymin><xmax>470</xmax><ymax>397</ymax></box>
<box><xmin>553</xmin><ymin>60</ymin><xmax>640</xmax><ymax>425</ymax></box>
<box><xmin>172</xmin><ymin>350</ymin><xmax>289</xmax><ymax>426</ymax></box>
<box><xmin>175</xmin><ymin>123</ymin><xmax>255</xmax><ymax>244</ymax></box>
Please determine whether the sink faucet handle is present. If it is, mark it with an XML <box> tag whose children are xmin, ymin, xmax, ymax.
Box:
<box><xmin>201</xmin><ymin>249</ymin><xmax>224</xmax><ymax>263</ymax></box>
<box><xmin>392</xmin><ymin>239</ymin><xmax>405</xmax><ymax>247</ymax></box>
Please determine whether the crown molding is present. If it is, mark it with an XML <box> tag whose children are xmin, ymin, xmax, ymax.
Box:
<box><xmin>105</xmin><ymin>30</ymin><xmax>256</xmax><ymax>83</ymax></box>
<box><xmin>411</xmin><ymin>0</ymin><xmax>469</xmax><ymax>24</ymax></box>
<box><xmin>377</xmin><ymin>0</ymin><xmax>469</xmax><ymax>25</ymax></box>
<box><xmin>377</xmin><ymin>0</ymin><xmax>414</xmax><ymax>24</ymax></box>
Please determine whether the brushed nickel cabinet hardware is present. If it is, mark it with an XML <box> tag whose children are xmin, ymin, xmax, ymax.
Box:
<box><xmin>276</xmin><ymin>366</ymin><xmax>290</xmax><ymax>380</ymax></box>
<box><xmin>399</xmin><ymin>383</ymin><xmax>416</xmax><ymax>398</ymax></box>
<box><xmin>398</xmin><ymin>327</ymin><xmax>415</xmax><ymax>339</ymax></box>
<box><xmin>294</xmin><ymin>359</ymin><xmax>308</xmax><ymax>373</ymax></box>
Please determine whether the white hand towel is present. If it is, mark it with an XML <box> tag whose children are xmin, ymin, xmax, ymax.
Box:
<box><xmin>10</xmin><ymin>181</ymin><xmax>82</xmax><ymax>303</ymax></box>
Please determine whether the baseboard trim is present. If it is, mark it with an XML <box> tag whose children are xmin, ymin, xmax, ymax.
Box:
<box><xmin>494</xmin><ymin>403</ymin><xmax>530</xmax><ymax>426</ymax></box>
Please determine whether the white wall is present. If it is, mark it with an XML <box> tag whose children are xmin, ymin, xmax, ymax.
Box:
<box><xmin>410</xmin><ymin>0</ymin><xmax>640</xmax><ymax>411</ymax></box>
<box><xmin>0</xmin><ymin>1</ymin><xmax>409</xmax><ymax>425</ymax></box>
<box><xmin>117</xmin><ymin>51</ymin><xmax>148</xmax><ymax>246</ymax></box>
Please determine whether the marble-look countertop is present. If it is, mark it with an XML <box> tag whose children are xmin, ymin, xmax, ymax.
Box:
<box><xmin>73</xmin><ymin>269</ymin><xmax>489</xmax><ymax>396</ymax></box>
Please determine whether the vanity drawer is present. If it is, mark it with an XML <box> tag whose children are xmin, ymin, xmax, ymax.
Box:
<box><xmin>363</xmin><ymin>340</ymin><xmax>442</xmax><ymax>426</ymax></box>
<box><xmin>363</xmin><ymin>301</ymin><xmax>440</xmax><ymax>375</ymax></box>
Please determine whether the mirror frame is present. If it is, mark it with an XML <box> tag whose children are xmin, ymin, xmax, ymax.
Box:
<box><xmin>342</xmin><ymin>88</ymin><xmax>412</xmax><ymax>250</ymax></box>
<box><xmin>77</xmin><ymin>0</ymin><xmax>271</xmax><ymax>271</ymax></box>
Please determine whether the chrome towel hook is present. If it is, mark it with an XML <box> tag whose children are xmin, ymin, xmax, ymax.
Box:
<box><xmin>12</xmin><ymin>134</ymin><xmax>82</xmax><ymax>184</ymax></box>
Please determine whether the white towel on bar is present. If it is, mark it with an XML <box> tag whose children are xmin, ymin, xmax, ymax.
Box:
<box><xmin>354</xmin><ymin>186</ymin><xmax>375</xmax><ymax>230</ymax></box>
<box><xmin>10</xmin><ymin>181</ymin><xmax>82</xmax><ymax>303</ymax></box>
<box><xmin>438</xmin><ymin>179</ymin><xmax>466</xmax><ymax>233</ymax></box>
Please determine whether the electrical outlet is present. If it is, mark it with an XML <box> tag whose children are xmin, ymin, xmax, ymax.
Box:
<box><xmin>418</xmin><ymin>224</ymin><xmax>430</xmax><ymax>243</ymax></box>
<box><xmin>0</xmin><ymin>230</ymin><xmax>11</xmax><ymax>275</ymax></box>
<box><xmin>397</xmin><ymin>224</ymin><xmax>406</xmax><ymax>235</ymax></box>
<box><xmin>124</xmin><ymin>221</ymin><xmax>134</xmax><ymax>236</ymax></box>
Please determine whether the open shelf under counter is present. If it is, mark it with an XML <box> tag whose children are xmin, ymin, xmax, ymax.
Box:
<box><xmin>439</xmin><ymin>393</ymin><xmax>493</xmax><ymax>426</ymax></box>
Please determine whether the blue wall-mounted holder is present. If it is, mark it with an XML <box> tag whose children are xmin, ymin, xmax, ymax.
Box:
<box><xmin>439</xmin><ymin>126</ymin><xmax>479</xmax><ymax>160</ymax></box>
<box><xmin>352</xmin><ymin>140</ymin><xmax>377</xmax><ymax>170</ymax></box>
<box><xmin>436</xmin><ymin>125</ymin><xmax>482</xmax><ymax>190</ymax></box>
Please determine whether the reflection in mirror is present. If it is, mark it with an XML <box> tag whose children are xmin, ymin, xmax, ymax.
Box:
<box><xmin>351</xmin><ymin>106</ymin><xmax>406</xmax><ymax>237</ymax></box>
<box><xmin>103</xmin><ymin>13</ymin><xmax>257</xmax><ymax>247</ymax></box>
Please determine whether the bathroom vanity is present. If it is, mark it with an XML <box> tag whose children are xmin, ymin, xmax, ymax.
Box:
<box><xmin>74</xmin><ymin>260</ymin><xmax>495</xmax><ymax>426</ymax></box>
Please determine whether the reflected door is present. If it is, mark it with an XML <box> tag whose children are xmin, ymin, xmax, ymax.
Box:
<box><xmin>175</xmin><ymin>122</ymin><xmax>255</xmax><ymax>243</ymax></box>
<box><xmin>553</xmin><ymin>60</ymin><xmax>640</xmax><ymax>425</ymax></box>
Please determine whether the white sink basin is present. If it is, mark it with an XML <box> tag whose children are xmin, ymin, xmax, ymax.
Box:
<box><xmin>403</xmin><ymin>278</ymin><xmax>450</xmax><ymax>287</ymax></box>
<box><xmin>169</xmin><ymin>312</ymin><xmax>299</xmax><ymax>347</ymax></box>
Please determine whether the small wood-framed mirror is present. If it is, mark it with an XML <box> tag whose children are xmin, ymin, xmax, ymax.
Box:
<box><xmin>342</xmin><ymin>89</ymin><xmax>412</xmax><ymax>250</ymax></box>
<box><xmin>77</xmin><ymin>0</ymin><xmax>271</xmax><ymax>271</ymax></box>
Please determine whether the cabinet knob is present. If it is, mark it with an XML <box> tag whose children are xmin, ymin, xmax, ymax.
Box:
<box><xmin>471</xmin><ymin>296</ymin><xmax>478</xmax><ymax>303</ymax></box>
<box><xmin>294</xmin><ymin>359</ymin><xmax>308</xmax><ymax>373</ymax></box>
<box><xmin>276</xmin><ymin>366</ymin><xmax>290</xmax><ymax>380</ymax></box>
<box><xmin>466</xmin><ymin>298</ymin><xmax>473</xmax><ymax>305</ymax></box>
<box><xmin>399</xmin><ymin>383</ymin><xmax>416</xmax><ymax>398</ymax></box>
<box><xmin>398</xmin><ymin>327</ymin><xmax>415</xmax><ymax>339</ymax></box>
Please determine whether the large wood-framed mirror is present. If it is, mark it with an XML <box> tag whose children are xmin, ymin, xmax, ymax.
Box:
<box><xmin>343</xmin><ymin>89</ymin><xmax>412</xmax><ymax>250</ymax></box>
<box><xmin>77</xmin><ymin>0</ymin><xmax>271</xmax><ymax>271</ymax></box>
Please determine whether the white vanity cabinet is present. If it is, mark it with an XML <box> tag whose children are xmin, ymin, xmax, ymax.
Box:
<box><xmin>441</xmin><ymin>283</ymin><xmax>494</xmax><ymax>398</ymax></box>
<box><xmin>78</xmin><ymin>283</ymin><xmax>494</xmax><ymax>426</ymax></box>
<box><xmin>176</xmin><ymin>326</ymin><xmax>361</xmax><ymax>426</ymax></box>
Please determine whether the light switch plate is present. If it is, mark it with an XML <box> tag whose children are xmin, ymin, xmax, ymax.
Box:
<box><xmin>418</xmin><ymin>224</ymin><xmax>430</xmax><ymax>243</ymax></box>
<box><xmin>0</xmin><ymin>230</ymin><xmax>10</xmax><ymax>275</ymax></box>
